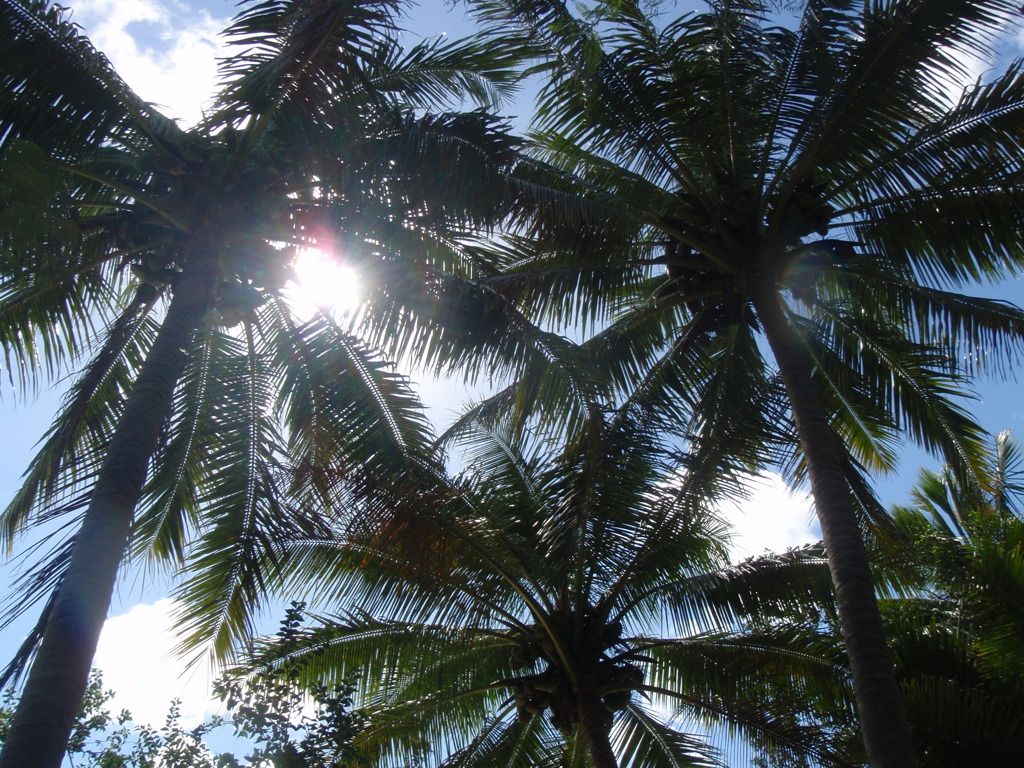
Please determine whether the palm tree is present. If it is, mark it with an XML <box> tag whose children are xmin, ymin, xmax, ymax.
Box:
<box><xmin>877</xmin><ymin>431</ymin><xmax>1024</xmax><ymax>764</ymax></box>
<box><xmin>254</xmin><ymin>410</ymin><xmax>855</xmax><ymax>768</ymax></box>
<box><xmin>0</xmin><ymin>1</ymin><xmax>533</xmax><ymax>763</ymax></box>
<box><xmin>459</xmin><ymin>0</ymin><xmax>1024</xmax><ymax>764</ymax></box>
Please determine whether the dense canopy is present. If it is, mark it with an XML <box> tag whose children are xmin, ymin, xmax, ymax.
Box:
<box><xmin>2</xmin><ymin>0</ymin><xmax>1024</xmax><ymax>766</ymax></box>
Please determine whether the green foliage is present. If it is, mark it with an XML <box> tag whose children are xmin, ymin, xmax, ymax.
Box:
<box><xmin>0</xmin><ymin>608</ymin><xmax>367</xmax><ymax>768</ymax></box>
<box><xmin>214</xmin><ymin>603</ymin><xmax>366</xmax><ymax>768</ymax></box>
<box><xmin>878</xmin><ymin>432</ymin><xmax>1024</xmax><ymax>765</ymax></box>
<box><xmin>258</xmin><ymin>410</ymin><xmax>853</xmax><ymax>768</ymax></box>
<box><xmin>456</xmin><ymin>3</ymin><xmax>1024</xmax><ymax>761</ymax></box>
<box><xmin>0</xmin><ymin>671</ymin><xmax>222</xmax><ymax>768</ymax></box>
<box><xmin>464</xmin><ymin>0</ymin><xmax>1024</xmax><ymax>517</ymax></box>
<box><xmin>0</xmin><ymin>2</ymin><xmax>548</xmax><ymax>733</ymax></box>
<box><xmin>5</xmin><ymin>0</ymin><xmax>1024</xmax><ymax>765</ymax></box>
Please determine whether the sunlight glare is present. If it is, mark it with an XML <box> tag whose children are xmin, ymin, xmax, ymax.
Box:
<box><xmin>289</xmin><ymin>247</ymin><xmax>361</xmax><ymax>319</ymax></box>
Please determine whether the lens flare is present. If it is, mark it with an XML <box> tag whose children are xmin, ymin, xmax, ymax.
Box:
<box><xmin>289</xmin><ymin>247</ymin><xmax>360</xmax><ymax>318</ymax></box>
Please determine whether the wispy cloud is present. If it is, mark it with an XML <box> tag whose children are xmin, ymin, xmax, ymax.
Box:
<box><xmin>67</xmin><ymin>0</ymin><xmax>229</xmax><ymax>126</ymax></box>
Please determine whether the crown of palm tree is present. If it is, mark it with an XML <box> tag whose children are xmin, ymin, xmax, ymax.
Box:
<box><xmin>249</xmin><ymin>410</ymin><xmax>853</xmax><ymax>768</ymax></box>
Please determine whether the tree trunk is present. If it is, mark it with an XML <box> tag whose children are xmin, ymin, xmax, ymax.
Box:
<box><xmin>0</xmin><ymin>253</ymin><xmax>218</xmax><ymax>768</ymax></box>
<box><xmin>576</xmin><ymin>691</ymin><xmax>618</xmax><ymax>768</ymax></box>
<box><xmin>752</xmin><ymin>283</ymin><xmax>916</xmax><ymax>768</ymax></box>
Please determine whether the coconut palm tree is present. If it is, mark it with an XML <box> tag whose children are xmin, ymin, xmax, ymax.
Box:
<box><xmin>0</xmin><ymin>0</ymin><xmax>537</xmax><ymax>763</ymax></box>
<box><xmin>457</xmin><ymin>0</ymin><xmax>1024</xmax><ymax>764</ymax></box>
<box><xmin>785</xmin><ymin>433</ymin><xmax>1024</xmax><ymax>764</ymax></box>
<box><xmin>253</xmin><ymin>409</ymin><xmax>856</xmax><ymax>768</ymax></box>
<box><xmin>877</xmin><ymin>431</ymin><xmax>1024</xmax><ymax>764</ymax></box>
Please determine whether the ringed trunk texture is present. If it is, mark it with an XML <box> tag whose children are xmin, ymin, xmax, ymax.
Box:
<box><xmin>752</xmin><ymin>283</ymin><xmax>915</xmax><ymax>768</ymax></box>
<box><xmin>576</xmin><ymin>690</ymin><xmax>618</xmax><ymax>768</ymax></box>
<box><xmin>0</xmin><ymin>254</ymin><xmax>218</xmax><ymax>768</ymax></box>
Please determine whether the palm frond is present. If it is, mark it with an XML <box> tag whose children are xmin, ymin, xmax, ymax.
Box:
<box><xmin>1</xmin><ymin>297</ymin><xmax>157</xmax><ymax>545</ymax></box>
<box><xmin>0</xmin><ymin>0</ymin><xmax>179</xmax><ymax>158</ymax></box>
<box><xmin>213</xmin><ymin>0</ymin><xmax>399</xmax><ymax>136</ymax></box>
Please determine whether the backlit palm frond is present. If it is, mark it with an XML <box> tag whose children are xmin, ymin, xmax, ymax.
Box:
<box><xmin>442</xmin><ymin>416</ymin><xmax>546</xmax><ymax>509</ymax></box>
<box><xmin>170</xmin><ymin>323</ymin><xmax>294</xmax><ymax>662</ymax></box>
<box><xmin>872</xmin><ymin>435</ymin><xmax>1024</xmax><ymax>762</ymax></box>
<box><xmin>0</xmin><ymin>242</ymin><xmax>121</xmax><ymax>377</ymax></box>
<box><xmin>269</xmin><ymin>455</ymin><xmax>545</xmax><ymax>634</ymax></box>
<box><xmin>231</xmin><ymin>406</ymin><xmax>849</xmax><ymax>766</ymax></box>
<box><xmin>241</xmin><ymin>612</ymin><xmax>521</xmax><ymax>768</ymax></box>
<box><xmin>591</xmin><ymin>305</ymin><xmax>785</xmax><ymax>486</ymax></box>
<box><xmin>788</xmin><ymin>311</ymin><xmax>905</xmax><ymax>476</ymax></box>
<box><xmin>989</xmin><ymin>430</ymin><xmax>1024</xmax><ymax>514</ymax></box>
<box><xmin>213</xmin><ymin>0</ymin><xmax>399</xmax><ymax>133</ymax></box>
<box><xmin>171</xmin><ymin>303</ymin><xmax>439</xmax><ymax>662</ymax></box>
<box><xmin>276</xmin><ymin>310</ymin><xmax>434</xmax><ymax>496</ymax></box>
<box><xmin>0</xmin><ymin>145</ymin><xmax>146</xmax><ymax>391</ymax></box>
<box><xmin>453</xmin><ymin>3</ymin><xmax>1024</xmax><ymax>764</ymax></box>
<box><xmin>641</xmin><ymin>630</ymin><xmax>854</xmax><ymax>767</ymax></box>
<box><xmin>803</xmin><ymin>301</ymin><xmax>987</xmax><ymax>484</ymax></box>
<box><xmin>471</xmin><ymin>0</ymin><xmax>600</xmax><ymax>89</ymax></box>
<box><xmin>361</xmin><ymin>639</ymin><xmax>524</xmax><ymax>766</ymax></box>
<box><xmin>528</xmin><ymin>411</ymin><xmax>707</xmax><ymax>598</ymax></box>
<box><xmin>0</xmin><ymin>532</ymin><xmax>80</xmax><ymax>676</ymax></box>
<box><xmin>784</xmin><ymin>0</ymin><xmax>1021</xmax><ymax>186</ymax></box>
<box><xmin>839</xmin><ymin>62</ymin><xmax>1024</xmax><ymax>284</ymax></box>
<box><xmin>366</xmin><ymin>30</ymin><xmax>525</xmax><ymax>110</ymax></box>
<box><xmin>968</xmin><ymin>521</ymin><xmax>1024</xmax><ymax>680</ymax></box>
<box><xmin>278</xmin><ymin>522</ymin><xmax>538</xmax><ymax>636</ymax></box>
<box><xmin>753</xmin><ymin>0</ymin><xmax>853</xmax><ymax>188</ymax></box>
<box><xmin>439</xmin><ymin>712</ymin><xmax>557</xmax><ymax>768</ymax></box>
<box><xmin>0</xmin><ymin>0</ymin><xmax>549</xmax><ymax>758</ymax></box>
<box><xmin>354</xmin><ymin>109</ymin><xmax>524</xmax><ymax>233</ymax></box>
<box><xmin>822</xmin><ymin>261</ymin><xmax>1024</xmax><ymax>377</ymax></box>
<box><xmin>1</xmin><ymin>297</ymin><xmax>158</xmax><ymax>546</ymax></box>
<box><xmin>625</xmin><ymin>546</ymin><xmax>834</xmax><ymax>637</ymax></box>
<box><xmin>132</xmin><ymin>324</ymin><xmax>228</xmax><ymax>565</ymax></box>
<box><xmin>0</xmin><ymin>0</ymin><xmax>179</xmax><ymax>159</ymax></box>
<box><xmin>900</xmin><ymin>675</ymin><xmax>1024</xmax><ymax>766</ymax></box>
<box><xmin>600</xmin><ymin>480</ymin><xmax>733</xmax><ymax>620</ymax></box>
<box><xmin>472</xmin><ymin>237</ymin><xmax>651</xmax><ymax>337</ymax></box>
<box><xmin>847</xmin><ymin>185</ymin><xmax>1024</xmax><ymax>290</ymax></box>
<box><xmin>503</xmin><ymin>147</ymin><xmax>647</xmax><ymax>265</ymax></box>
<box><xmin>613</xmin><ymin>704</ymin><xmax>721</xmax><ymax>768</ymax></box>
<box><xmin>365</xmin><ymin>265</ymin><xmax>608</xmax><ymax>435</ymax></box>
<box><xmin>881</xmin><ymin>593</ymin><xmax>1024</xmax><ymax>765</ymax></box>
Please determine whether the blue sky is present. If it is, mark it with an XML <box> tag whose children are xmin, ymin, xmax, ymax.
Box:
<box><xmin>1</xmin><ymin>0</ymin><xmax>1023</xmax><ymax>743</ymax></box>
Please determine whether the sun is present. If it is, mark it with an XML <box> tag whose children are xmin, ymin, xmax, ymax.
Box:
<box><xmin>288</xmin><ymin>247</ymin><xmax>361</xmax><ymax>318</ymax></box>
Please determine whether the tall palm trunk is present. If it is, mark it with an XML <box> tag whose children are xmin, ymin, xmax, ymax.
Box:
<box><xmin>752</xmin><ymin>282</ymin><xmax>915</xmax><ymax>768</ymax></box>
<box><xmin>577</xmin><ymin>688</ymin><xmax>619</xmax><ymax>768</ymax></box>
<box><xmin>0</xmin><ymin>252</ymin><xmax>218</xmax><ymax>768</ymax></box>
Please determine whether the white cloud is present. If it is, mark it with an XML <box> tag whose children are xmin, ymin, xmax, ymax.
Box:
<box><xmin>65</xmin><ymin>0</ymin><xmax>229</xmax><ymax>126</ymax></box>
<box><xmin>94</xmin><ymin>598</ymin><xmax>221</xmax><ymax>727</ymax></box>
<box><xmin>719</xmin><ymin>472</ymin><xmax>819</xmax><ymax>562</ymax></box>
